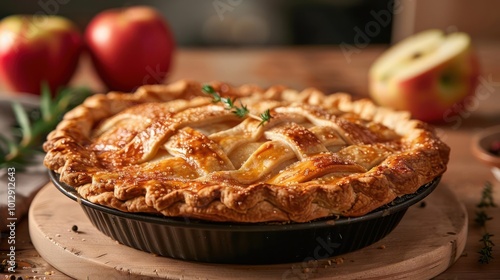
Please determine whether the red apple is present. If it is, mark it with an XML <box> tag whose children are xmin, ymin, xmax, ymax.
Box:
<box><xmin>0</xmin><ymin>15</ymin><xmax>83</xmax><ymax>95</ymax></box>
<box><xmin>369</xmin><ymin>30</ymin><xmax>480</xmax><ymax>122</ymax></box>
<box><xmin>85</xmin><ymin>6</ymin><xmax>175</xmax><ymax>92</ymax></box>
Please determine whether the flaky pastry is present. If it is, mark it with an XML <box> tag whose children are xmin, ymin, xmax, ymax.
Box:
<box><xmin>44</xmin><ymin>80</ymin><xmax>449</xmax><ymax>223</ymax></box>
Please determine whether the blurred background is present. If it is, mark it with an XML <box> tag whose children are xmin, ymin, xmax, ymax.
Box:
<box><xmin>1</xmin><ymin>0</ymin><xmax>499</xmax><ymax>47</ymax></box>
<box><xmin>1</xmin><ymin>0</ymin><xmax>499</xmax><ymax>96</ymax></box>
<box><xmin>0</xmin><ymin>0</ymin><xmax>392</xmax><ymax>47</ymax></box>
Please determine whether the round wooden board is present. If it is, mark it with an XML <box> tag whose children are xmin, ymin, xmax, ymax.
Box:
<box><xmin>29</xmin><ymin>182</ymin><xmax>467</xmax><ymax>280</ymax></box>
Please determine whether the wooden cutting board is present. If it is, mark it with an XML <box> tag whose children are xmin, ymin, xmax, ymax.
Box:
<box><xmin>29</xmin><ymin>182</ymin><xmax>467</xmax><ymax>280</ymax></box>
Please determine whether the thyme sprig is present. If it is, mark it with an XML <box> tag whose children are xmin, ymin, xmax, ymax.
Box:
<box><xmin>202</xmin><ymin>85</ymin><xmax>272</xmax><ymax>126</ymax></box>
<box><xmin>475</xmin><ymin>181</ymin><xmax>496</xmax><ymax>264</ymax></box>
<box><xmin>0</xmin><ymin>84</ymin><xmax>91</xmax><ymax>170</ymax></box>
<box><xmin>477</xmin><ymin>181</ymin><xmax>497</xmax><ymax>208</ymax></box>
<box><xmin>479</xmin><ymin>233</ymin><xmax>495</xmax><ymax>264</ymax></box>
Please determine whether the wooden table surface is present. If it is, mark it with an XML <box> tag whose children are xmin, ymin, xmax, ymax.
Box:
<box><xmin>1</xmin><ymin>44</ymin><xmax>500</xmax><ymax>279</ymax></box>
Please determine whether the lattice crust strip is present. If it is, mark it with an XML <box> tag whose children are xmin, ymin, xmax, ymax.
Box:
<box><xmin>43</xmin><ymin>80</ymin><xmax>450</xmax><ymax>223</ymax></box>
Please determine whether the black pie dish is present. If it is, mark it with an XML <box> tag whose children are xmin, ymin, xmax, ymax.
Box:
<box><xmin>50</xmin><ymin>170</ymin><xmax>440</xmax><ymax>265</ymax></box>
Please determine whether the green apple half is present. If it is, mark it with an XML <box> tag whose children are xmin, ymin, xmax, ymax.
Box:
<box><xmin>369</xmin><ymin>29</ymin><xmax>480</xmax><ymax>122</ymax></box>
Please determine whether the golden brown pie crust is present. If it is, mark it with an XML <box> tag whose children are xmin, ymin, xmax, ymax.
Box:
<box><xmin>43</xmin><ymin>80</ymin><xmax>450</xmax><ymax>223</ymax></box>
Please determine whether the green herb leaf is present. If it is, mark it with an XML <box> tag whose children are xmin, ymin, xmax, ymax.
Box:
<box><xmin>479</xmin><ymin>233</ymin><xmax>495</xmax><ymax>264</ymax></box>
<box><xmin>1</xmin><ymin>85</ymin><xmax>92</xmax><ymax>171</ymax></box>
<box><xmin>258</xmin><ymin>109</ymin><xmax>272</xmax><ymax>127</ymax></box>
<box><xmin>233</xmin><ymin>103</ymin><xmax>249</xmax><ymax>118</ymax></box>
<box><xmin>40</xmin><ymin>82</ymin><xmax>53</xmax><ymax>122</ymax></box>
<box><xmin>475</xmin><ymin>210</ymin><xmax>492</xmax><ymax>227</ymax></box>
<box><xmin>476</xmin><ymin>181</ymin><xmax>496</xmax><ymax>264</ymax></box>
<box><xmin>221</xmin><ymin>97</ymin><xmax>235</xmax><ymax>110</ymax></box>
<box><xmin>12</xmin><ymin>102</ymin><xmax>32</xmax><ymax>147</ymax></box>
<box><xmin>477</xmin><ymin>181</ymin><xmax>497</xmax><ymax>208</ymax></box>
<box><xmin>201</xmin><ymin>85</ymin><xmax>217</xmax><ymax>95</ymax></box>
<box><xmin>202</xmin><ymin>85</ymin><xmax>221</xmax><ymax>103</ymax></box>
<box><xmin>201</xmin><ymin>84</ymin><xmax>272</xmax><ymax>126</ymax></box>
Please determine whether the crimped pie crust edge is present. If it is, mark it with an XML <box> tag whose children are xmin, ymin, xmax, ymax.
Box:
<box><xmin>43</xmin><ymin>80</ymin><xmax>450</xmax><ymax>223</ymax></box>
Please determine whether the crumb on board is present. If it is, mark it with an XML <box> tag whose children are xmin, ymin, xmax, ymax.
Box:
<box><xmin>323</xmin><ymin>257</ymin><xmax>345</xmax><ymax>268</ymax></box>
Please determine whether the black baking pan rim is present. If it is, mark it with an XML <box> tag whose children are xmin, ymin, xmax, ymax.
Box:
<box><xmin>49</xmin><ymin>170</ymin><xmax>441</xmax><ymax>264</ymax></box>
<box><xmin>49</xmin><ymin>170</ymin><xmax>440</xmax><ymax>231</ymax></box>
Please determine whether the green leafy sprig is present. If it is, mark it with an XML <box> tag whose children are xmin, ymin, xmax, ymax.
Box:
<box><xmin>0</xmin><ymin>84</ymin><xmax>92</xmax><ymax>170</ymax></box>
<box><xmin>475</xmin><ymin>181</ymin><xmax>496</xmax><ymax>264</ymax></box>
<box><xmin>479</xmin><ymin>233</ymin><xmax>495</xmax><ymax>264</ymax></box>
<box><xmin>201</xmin><ymin>85</ymin><xmax>272</xmax><ymax>127</ymax></box>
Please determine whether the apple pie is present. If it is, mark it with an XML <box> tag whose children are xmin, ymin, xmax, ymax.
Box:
<box><xmin>43</xmin><ymin>80</ymin><xmax>450</xmax><ymax>223</ymax></box>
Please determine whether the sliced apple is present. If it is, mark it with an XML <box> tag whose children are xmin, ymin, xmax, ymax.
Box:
<box><xmin>369</xmin><ymin>29</ymin><xmax>480</xmax><ymax>122</ymax></box>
